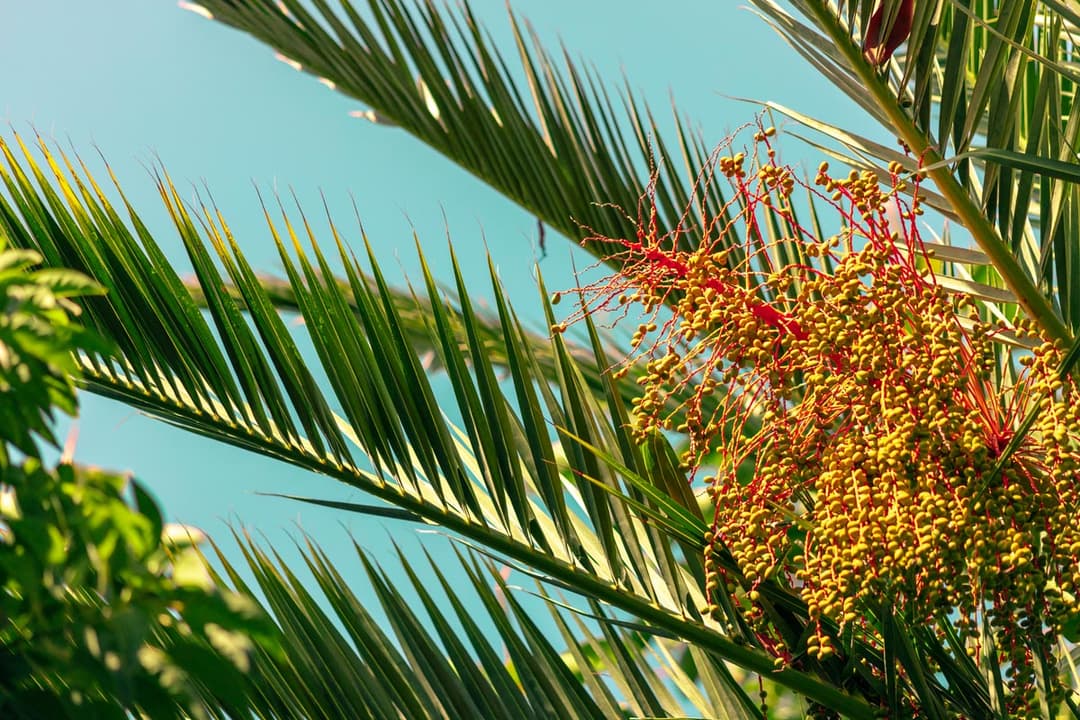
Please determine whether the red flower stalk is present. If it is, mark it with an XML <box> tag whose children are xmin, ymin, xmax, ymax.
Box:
<box><xmin>863</xmin><ymin>0</ymin><xmax>914</xmax><ymax>67</ymax></box>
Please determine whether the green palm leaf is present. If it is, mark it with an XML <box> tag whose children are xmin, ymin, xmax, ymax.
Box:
<box><xmin>185</xmin><ymin>0</ymin><xmax>739</xmax><ymax>264</ymax></box>
<box><xmin>203</xmin><ymin>530</ymin><xmax>765</xmax><ymax>719</ymax></box>
<box><xmin>0</xmin><ymin>134</ymin><xmax>880</xmax><ymax>717</ymax></box>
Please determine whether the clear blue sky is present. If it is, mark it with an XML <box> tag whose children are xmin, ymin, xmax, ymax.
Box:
<box><xmin>2</xmin><ymin>1</ymin><xmax>879</xmax><ymax>638</ymax></box>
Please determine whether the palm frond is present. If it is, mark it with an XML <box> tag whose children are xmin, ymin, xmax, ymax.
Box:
<box><xmin>0</xmin><ymin>135</ymin><xmax>880</xmax><ymax>717</ymax></box>
<box><xmin>184</xmin><ymin>0</ymin><xmax>739</xmax><ymax>263</ymax></box>
<box><xmin>204</xmin><ymin>530</ymin><xmax>767</xmax><ymax>719</ymax></box>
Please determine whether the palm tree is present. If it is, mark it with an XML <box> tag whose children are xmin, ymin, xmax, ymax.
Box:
<box><xmin>2</xmin><ymin>0</ymin><xmax>1080</xmax><ymax>716</ymax></box>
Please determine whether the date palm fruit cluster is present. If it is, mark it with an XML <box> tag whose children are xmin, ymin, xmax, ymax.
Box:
<box><xmin>567</xmin><ymin>128</ymin><xmax>1080</xmax><ymax>716</ymax></box>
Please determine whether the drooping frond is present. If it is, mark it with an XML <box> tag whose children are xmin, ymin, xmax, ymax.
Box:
<box><xmin>185</xmin><ymin>0</ymin><xmax>745</xmax><ymax>262</ymax></box>
<box><xmin>0</xmin><ymin>134</ymin><xmax>886</xmax><ymax>716</ymax></box>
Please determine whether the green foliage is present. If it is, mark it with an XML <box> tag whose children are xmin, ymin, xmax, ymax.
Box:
<box><xmin>0</xmin><ymin>233</ymin><xmax>277</xmax><ymax>717</ymax></box>
<box><xmin>0</xmin><ymin>237</ymin><xmax>109</xmax><ymax>465</ymax></box>
<box><xmin>0</xmin><ymin>460</ymin><xmax>275</xmax><ymax>719</ymax></box>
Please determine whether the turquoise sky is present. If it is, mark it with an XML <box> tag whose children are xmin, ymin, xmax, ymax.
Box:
<box><xmin>3</xmin><ymin>1</ymin><xmax>880</xmax><ymax>639</ymax></box>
